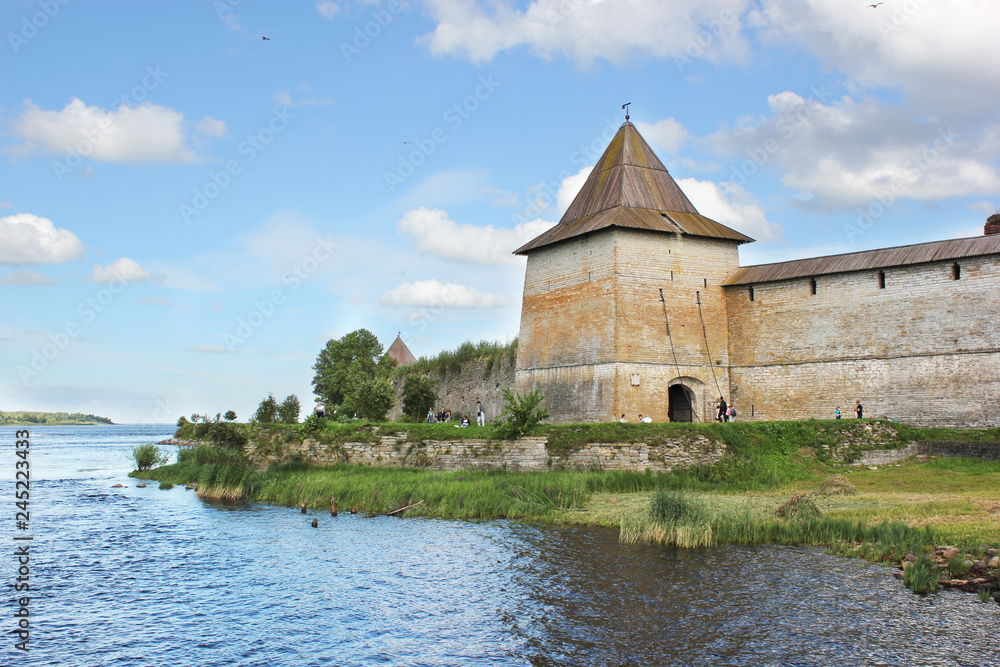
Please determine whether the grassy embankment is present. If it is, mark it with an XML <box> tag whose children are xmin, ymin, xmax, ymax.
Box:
<box><xmin>135</xmin><ymin>419</ymin><xmax>1000</xmax><ymax>563</ymax></box>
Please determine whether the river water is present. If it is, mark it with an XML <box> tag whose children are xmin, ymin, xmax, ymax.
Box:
<box><xmin>1</xmin><ymin>425</ymin><xmax>996</xmax><ymax>666</ymax></box>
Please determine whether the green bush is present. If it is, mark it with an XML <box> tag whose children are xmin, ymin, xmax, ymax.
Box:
<box><xmin>493</xmin><ymin>388</ymin><xmax>550</xmax><ymax>440</ymax></box>
<box><xmin>131</xmin><ymin>443</ymin><xmax>170</xmax><ymax>471</ymax></box>
<box><xmin>302</xmin><ymin>413</ymin><xmax>327</xmax><ymax>433</ymax></box>
<box><xmin>158</xmin><ymin>481</ymin><xmax>174</xmax><ymax>490</ymax></box>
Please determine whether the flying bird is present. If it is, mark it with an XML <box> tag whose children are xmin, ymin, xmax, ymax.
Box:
<box><xmin>868</xmin><ymin>2</ymin><xmax>883</xmax><ymax>7</ymax></box>
<box><xmin>402</xmin><ymin>141</ymin><xmax>411</xmax><ymax>144</ymax></box>
<box><xmin>262</xmin><ymin>36</ymin><xmax>270</xmax><ymax>40</ymax></box>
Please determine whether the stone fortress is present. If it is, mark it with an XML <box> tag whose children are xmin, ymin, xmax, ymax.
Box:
<box><xmin>513</xmin><ymin>121</ymin><xmax>1000</xmax><ymax>427</ymax></box>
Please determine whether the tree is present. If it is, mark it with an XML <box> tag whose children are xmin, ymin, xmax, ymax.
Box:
<box><xmin>224</xmin><ymin>410</ymin><xmax>237</xmax><ymax>422</ymax></box>
<box><xmin>312</xmin><ymin>329</ymin><xmax>397</xmax><ymax>419</ymax></box>
<box><xmin>351</xmin><ymin>375</ymin><xmax>396</xmax><ymax>421</ymax></box>
<box><xmin>278</xmin><ymin>394</ymin><xmax>300</xmax><ymax>424</ymax></box>
<box><xmin>254</xmin><ymin>393</ymin><xmax>279</xmax><ymax>423</ymax></box>
<box><xmin>131</xmin><ymin>443</ymin><xmax>170</xmax><ymax>471</ymax></box>
<box><xmin>402</xmin><ymin>374</ymin><xmax>437</xmax><ymax>420</ymax></box>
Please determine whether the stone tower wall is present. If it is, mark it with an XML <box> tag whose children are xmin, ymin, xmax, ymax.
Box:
<box><xmin>516</xmin><ymin>228</ymin><xmax>741</xmax><ymax>423</ymax></box>
<box><xmin>726</xmin><ymin>254</ymin><xmax>1000</xmax><ymax>426</ymax></box>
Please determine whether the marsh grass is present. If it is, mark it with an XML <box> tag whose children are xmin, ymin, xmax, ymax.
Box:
<box><xmin>977</xmin><ymin>587</ymin><xmax>992</xmax><ymax>603</ymax></box>
<box><xmin>947</xmin><ymin>556</ymin><xmax>972</xmax><ymax>578</ymax></box>
<box><xmin>623</xmin><ymin>489</ymin><xmax>942</xmax><ymax>568</ymax></box>
<box><xmin>903</xmin><ymin>555</ymin><xmax>940</xmax><ymax>594</ymax></box>
<box><xmin>196</xmin><ymin>461</ymin><xmax>262</xmax><ymax>502</ymax></box>
<box><xmin>158</xmin><ymin>481</ymin><xmax>174</xmax><ymax>490</ymax></box>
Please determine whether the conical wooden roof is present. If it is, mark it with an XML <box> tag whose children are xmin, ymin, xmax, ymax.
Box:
<box><xmin>386</xmin><ymin>333</ymin><xmax>416</xmax><ymax>367</ymax></box>
<box><xmin>514</xmin><ymin>122</ymin><xmax>753</xmax><ymax>255</ymax></box>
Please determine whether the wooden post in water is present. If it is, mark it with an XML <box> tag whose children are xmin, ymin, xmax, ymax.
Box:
<box><xmin>301</xmin><ymin>502</ymin><xmax>307</xmax><ymax>514</ymax></box>
<box><xmin>330</xmin><ymin>495</ymin><xmax>338</xmax><ymax>517</ymax></box>
<box><xmin>311</xmin><ymin>518</ymin><xmax>318</xmax><ymax>528</ymax></box>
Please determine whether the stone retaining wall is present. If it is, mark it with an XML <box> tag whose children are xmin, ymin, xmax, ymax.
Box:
<box><xmin>245</xmin><ymin>432</ymin><xmax>727</xmax><ymax>473</ymax></box>
<box><xmin>854</xmin><ymin>441</ymin><xmax>1000</xmax><ymax>465</ymax></box>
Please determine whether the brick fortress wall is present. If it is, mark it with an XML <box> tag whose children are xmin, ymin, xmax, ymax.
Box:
<box><xmin>516</xmin><ymin>228</ymin><xmax>742</xmax><ymax>423</ymax></box>
<box><xmin>726</xmin><ymin>254</ymin><xmax>1000</xmax><ymax>427</ymax></box>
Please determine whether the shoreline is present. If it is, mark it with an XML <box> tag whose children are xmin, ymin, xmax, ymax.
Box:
<box><xmin>132</xmin><ymin>443</ymin><xmax>1000</xmax><ymax>604</ymax></box>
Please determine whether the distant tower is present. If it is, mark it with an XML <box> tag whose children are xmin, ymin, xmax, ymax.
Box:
<box><xmin>513</xmin><ymin>121</ymin><xmax>753</xmax><ymax>422</ymax></box>
<box><xmin>386</xmin><ymin>332</ymin><xmax>417</xmax><ymax>367</ymax></box>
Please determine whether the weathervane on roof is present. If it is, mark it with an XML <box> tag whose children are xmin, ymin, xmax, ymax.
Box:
<box><xmin>622</xmin><ymin>102</ymin><xmax>631</xmax><ymax>121</ymax></box>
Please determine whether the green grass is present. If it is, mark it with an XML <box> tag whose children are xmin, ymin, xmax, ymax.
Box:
<box><xmin>894</xmin><ymin>424</ymin><xmax>1000</xmax><ymax>443</ymax></box>
<box><xmin>622</xmin><ymin>488</ymin><xmax>946</xmax><ymax>566</ymax></box>
<box><xmin>402</xmin><ymin>338</ymin><xmax>517</xmax><ymax>377</ymax></box>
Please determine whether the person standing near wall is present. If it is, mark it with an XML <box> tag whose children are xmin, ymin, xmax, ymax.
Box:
<box><xmin>476</xmin><ymin>399</ymin><xmax>485</xmax><ymax>427</ymax></box>
<box><xmin>835</xmin><ymin>406</ymin><xmax>841</xmax><ymax>420</ymax></box>
<box><xmin>717</xmin><ymin>396</ymin><xmax>728</xmax><ymax>422</ymax></box>
<box><xmin>855</xmin><ymin>401</ymin><xmax>864</xmax><ymax>419</ymax></box>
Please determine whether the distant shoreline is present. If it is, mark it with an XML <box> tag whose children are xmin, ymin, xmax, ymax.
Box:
<box><xmin>0</xmin><ymin>411</ymin><xmax>114</xmax><ymax>426</ymax></box>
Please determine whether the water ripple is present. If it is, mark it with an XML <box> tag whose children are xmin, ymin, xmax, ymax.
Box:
<box><xmin>1</xmin><ymin>425</ymin><xmax>996</xmax><ymax>666</ymax></box>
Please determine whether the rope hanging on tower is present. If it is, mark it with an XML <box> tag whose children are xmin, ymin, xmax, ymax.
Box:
<box><xmin>660</xmin><ymin>288</ymin><xmax>701</xmax><ymax>423</ymax></box>
<box><xmin>696</xmin><ymin>290</ymin><xmax>725</xmax><ymax>402</ymax></box>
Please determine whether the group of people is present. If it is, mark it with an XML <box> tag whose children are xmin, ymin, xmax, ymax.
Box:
<box><xmin>715</xmin><ymin>397</ymin><xmax>735</xmax><ymax>422</ymax></box>
<box><xmin>427</xmin><ymin>408</ymin><xmax>453</xmax><ymax>423</ymax></box>
<box><xmin>620</xmin><ymin>414</ymin><xmax>654</xmax><ymax>423</ymax></box>
<box><xmin>427</xmin><ymin>399</ymin><xmax>487</xmax><ymax>427</ymax></box>
<box><xmin>834</xmin><ymin>402</ymin><xmax>864</xmax><ymax>420</ymax></box>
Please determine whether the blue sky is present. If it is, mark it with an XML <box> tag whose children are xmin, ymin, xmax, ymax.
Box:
<box><xmin>2</xmin><ymin>0</ymin><xmax>997</xmax><ymax>423</ymax></box>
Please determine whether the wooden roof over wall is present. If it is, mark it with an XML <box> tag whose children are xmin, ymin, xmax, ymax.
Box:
<box><xmin>514</xmin><ymin>122</ymin><xmax>754</xmax><ymax>255</ymax></box>
<box><xmin>724</xmin><ymin>234</ymin><xmax>1000</xmax><ymax>286</ymax></box>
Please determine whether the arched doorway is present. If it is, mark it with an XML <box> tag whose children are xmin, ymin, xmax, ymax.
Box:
<box><xmin>669</xmin><ymin>384</ymin><xmax>694</xmax><ymax>423</ymax></box>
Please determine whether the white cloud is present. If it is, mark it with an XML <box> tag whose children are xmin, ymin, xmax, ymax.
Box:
<box><xmin>397</xmin><ymin>207</ymin><xmax>555</xmax><ymax>264</ymax></box>
<box><xmin>0</xmin><ymin>269</ymin><xmax>54</xmax><ymax>286</ymax></box>
<box><xmin>190</xmin><ymin>345</ymin><xmax>237</xmax><ymax>354</ymax></box>
<box><xmin>751</xmin><ymin>0</ymin><xmax>1000</xmax><ymax>118</ymax></box>
<box><xmin>420</xmin><ymin>0</ymin><xmax>751</xmax><ymax>65</ymax></box>
<box><xmin>240</xmin><ymin>211</ymin><xmax>339</xmax><ymax>274</ymax></box>
<box><xmin>0</xmin><ymin>213</ymin><xmax>85</xmax><ymax>265</ymax></box>
<box><xmin>13</xmin><ymin>98</ymin><xmax>202</xmax><ymax>163</ymax></box>
<box><xmin>195</xmin><ymin>116</ymin><xmax>227</xmax><ymax>138</ymax></box>
<box><xmin>90</xmin><ymin>258</ymin><xmax>156</xmax><ymax>284</ymax></box>
<box><xmin>404</xmin><ymin>169</ymin><xmax>491</xmax><ymax>206</ymax></box>
<box><xmin>709</xmin><ymin>93</ymin><xmax>1000</xmax><ymax>209</ymax></box>
<box><xmin>271</xmin><ymin>91</ymin><xmax>335</xmax><ymax>108</ymax></box>
<box><xmin>316</xmin><ymin>1</ymin><xmax>340</xmax><ymax>18</ymax></box>
<box><xmin>139</xmin><ymin>297</ymin><xmax>189</xmax><ymax>310</ymax></box>
<box><xmin>964</xmin><ymin>201</ymin><xmax>997</xmax><ymax>216</ymax></box>
<box><xmin>556</xmin><ymin>166</ymin><xmax>591</xmax><ymax>213</ymax></box>
<box><xmin>636</xmin><ymin>118</ymin><xmax>690</xmax><ymax>154</ymax></box>
<box><xmin>678</xmin><ymin>178</ymin><xmax>781</xmax><ymax>242</ymax></box>
<box><xmin>379</xmin><ymin>279</ymin><xmax>509</xmax><ymax>308</ymax></box>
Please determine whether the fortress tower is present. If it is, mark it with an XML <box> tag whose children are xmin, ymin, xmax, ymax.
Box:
<box><xmin>514</xmin><ymin>122</ymin><xmax>753</xmax><ymax>422</ymax></box>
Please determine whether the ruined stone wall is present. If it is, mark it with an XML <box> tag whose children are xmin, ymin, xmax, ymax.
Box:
<box><xmin>726</xmin><ymin>255</ymin><xmax>1000</xmax><ymax>426</ymax></box>
<box><xmin>387</xmin><ymin>358</ymin><xmax>514</xmax><ymax>423</ymax></box>
<box><xmin>246</xmin><ymin>432</ymin><xmax>727</xmax><ymax>473</ymax></box>
<box><xmin>855</xmin><ymin>441</ymin><xmax>1000</xmax><ymax>465</ymax></box>
<box><xmin>516</xmin><ymin>228</ymin><xmax>741</xmax><ymax>422</ymax></box>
